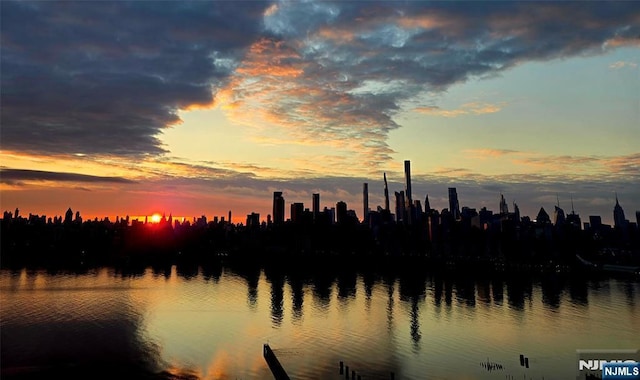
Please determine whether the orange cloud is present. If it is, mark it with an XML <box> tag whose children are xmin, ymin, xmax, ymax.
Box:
<box><xmin>464</xmin><ymin>148</ymin><xmax>520</xmax><ymax>159</ymax></box>
<box><xmin>609</xmin><ymin>61</ymin><xmax>638</xmax><ymax>69</ymax></box>
<box><xmin>415</xmin><ymin>101</ymin><xmax>506</xmax><ymax>117</ymax></box>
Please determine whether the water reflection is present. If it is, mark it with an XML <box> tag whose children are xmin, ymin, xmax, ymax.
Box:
<box><xmin>491</xmin><ymin>278</ymin><xmax>504</xmax><ymax>305</ymax></box>
<box><xmin>506</xmin><ymin>276</ymin><xmax>532</xmax><ymax>310</ymax></box>
<box><xmin>201</xmin><ymin>263</ymin><xmax>222</xmax><ymax>283</ymax></box>
<box><xmin>311</xmin><ymin>272</ymin><xmax>333</xmax><ymax>311</ymax></box>
<box><xmin>1</xmin><ymin>269</ymin><xmax>164</xmax><ymax>379</ymax></box>
<box><xmin>384</xmin><ymin>275</ymin><xmax>395</xmax><ymax>333</ymax></box>
<box><xmin>265</xmin><ymin>267</ymin><xmax>285</xmax><ymax>327</ymax></box>
<box><xmin>569</xmin><ymin>278</ymin><xmax>588</xmax><ymax>306</ymax></box>
<box><xmin>455</xmin><ymin>277</ymin><xmax>476</xmax><ymax>308</ymax></box>
<box><xmin>337</xmin><ymin>270</ymin><xmax>357</xmax><ymax>302</ymax></box>
<box><xmin>1</xmin><ymin>266</ymin><xmax>638</xmax><ymax>380</ymax></box>
<box><xmin>398</xmin><ymin>271</ymin><xmax>427</xmax><ymax>350</ymax></box>
<box><xmin>477</xmin><ymin>278</ymin><xmax>491</xmax><ymax>305</ymax></box>
<box><xmin>289</xmin><ymin>275</ymin><xmax>304</xmax><ymax>322</ymax></box>
<box><xmin>152</xmin><ymin>263</ymin><xmax>172</xmax><ymax>279</ymax></box>
<box><xmin>362</xmin><ymin>271</ymin><xmax>375</xmax><ymax>312</ymax></box>
<box><xmin>541</xmin><ymin>275</ymin><xmax>563</xmax><ymax>309</ymax></box>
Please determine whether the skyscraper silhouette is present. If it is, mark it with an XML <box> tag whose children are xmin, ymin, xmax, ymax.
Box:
<box><xmin>553</xmin><ymin>196</ymin><xmax>565</xmax><ymax>226</ymax></box>
<box><xmin>395</xmin><ymin>191</ymin><xmax>406</xmax><ymax>223</ymax></box>
<box><xmin>404</xmin><ymin>160</ymin><xmax>413</xmax><ymax>225</ymax></box>
<box><xmin>291</xmin><ymin>202</ymin><xmax>304</xmax><ymax>224</ymax></box>
<box><xmin>363</xmin><ymin>183</ymin><xmax>369</xmax><ymax>223</ymax></box>
<box><xmin>336</xmin><ymin>201</ymin><xmax>347</xmax><ymax>224</ymax></box>
<box><xmin>499</xmin><ymin>194</ymin><xmax>509</xmax><ymax>215</ymax></box>
<box><xmin>613</xmin><ymin>194</ymin><xmax>626</xmax><ymax>228</ymax></box>
<box><xmin>383</xmin><ymin>172</ymin><xmax>390</xmax><ymax>212</ymax></box>
<box><xmin>448</xmin><ymin>188</ymin><xmax>460</xmax><ymax>221</ymax></box>
<box><xmin>312</xmin><ymin>193</ymin><xmax>320</xmax><ymax>221</ymax></box>
<box><xmin>273</xmin><ymin>191</ymin><xmax>285</xmax><ymax>225</ymax></box>
<box><xmin>404</xmin><ymin>160</ymin><xmax>412</xmax><ymax>205</ymax></box>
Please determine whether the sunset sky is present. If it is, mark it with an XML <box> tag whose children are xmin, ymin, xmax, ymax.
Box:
<box><xmin>1</xmin><ymin>1</ymin><xmax>639</xmax><ymax>225</ymax></box>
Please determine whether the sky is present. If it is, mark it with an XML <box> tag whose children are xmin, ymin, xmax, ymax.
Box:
<box><xmin>1</xmin><ymin>0</ymin><xmax>639</xmax><ymax>225</ymax></box>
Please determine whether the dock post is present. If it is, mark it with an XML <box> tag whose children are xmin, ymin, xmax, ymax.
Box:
<box><xmin>262</xmin><ymin>344</ymin><xmax>291</xmax><ymax>380</ymax></box>
<box><xmin>524</xmin><ymin>357</ymin><xmax>529</xmax><ymax>368</ymax></box>
<box><xmin>519</xmin><ymin>354</ymin><xmax>524</xmax><ymax>366</ymax></box>
<box><xmin>345</xmin><ymin>366</ymin><xmax>349</xmax><ymax>378</ymax></box>
<box><xmin>340</xmin><ymin>361</ymin><xmax>344</xmax><ymax>374</ymax></box>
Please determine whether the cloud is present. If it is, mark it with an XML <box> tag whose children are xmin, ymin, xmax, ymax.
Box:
<box><xmin>512</xmin><ymin>153</ymin><xmax>640</xmax><ymax>181</ymax></box>
<box><xmin>415</xmin><ymin>102</ymin><xmax>506</xmax><ymax>117</ymax></box>
<box><xmin>216</xmin><ymin>1</ymin><xmax>639</xmax><ymax>171</ymax></box>
<box><xmin>2</xmin><ymin>0</ymin><xmax>639</xmax><ymax>170</ymax></box>
<box><xmin>0</xmin><ymin>1</ymin><xmax>268</xmax><ymax>157</ymax></box>
<box><xmin>609</xmin><ymin>61</ymin><xmax>638</xmax><ymax>69</ymax></box>
<box><xmin>464</xmin><ymin>148</ymin><xmax>520</xmax><ymax>158</ymax></box>
<box><xmin>0</xmin><ymin>168</ymin><xmax>136</xmax><ymax>184</ymax></box>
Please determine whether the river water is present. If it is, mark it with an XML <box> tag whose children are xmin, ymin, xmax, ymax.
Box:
<box><xmin>1</xmin><ymin>263</ymin><xmax>638</xmax><ymax>379</ymax></box>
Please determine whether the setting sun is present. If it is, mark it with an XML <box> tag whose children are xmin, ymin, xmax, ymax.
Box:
<box><xmin>150</xmin><ymin>213</ymin><xmax>162</xmax><ymax>223</ymax></box>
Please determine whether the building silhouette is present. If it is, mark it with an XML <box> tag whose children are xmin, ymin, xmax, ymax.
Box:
<box><xmin>613</xmin><ymin>195</ymin><xmax>626</xmax><ymax>228</ymax></box>
<box><xmin>536</xmin><ymin>207</ymin><xmax>551</xmax><ymax>224</ymax></box>
<box><xmin>312</xmin><ymin>193</ymin><xmax>320</xmax><ymax>221</ymax></box>
<box><xmin>383</xmin><ymin>172</ymin><xmax>390</xmax><ymax>212</ymax></box>
<box><xmin>395</xmin><ymin>191</ymin><xmax>406</xmax><ymax>223</ymax></box>
<box><xmin>448</xmin><ymin>188</ymin><xmax>460</xmax><ymax>221</ymax></box>
<box><xmin>363</xmin><ymin>183</ymin><xmax>369</xmax><ymax>224</ymax></box>
<box><xmin>291</xmin><ymin>202</ymin><xmax>304</xmax><ymax>224</ymax></box>
<box><xmin>273</xmin><ymin>191</ymin><xmax>285</xmax><ymax>225</ymax></box>
<box><xmin>404</xmin><ymin>160</ymin><xmax>413</xmax><ymax>224</ymax></box>
<box><xmin>499</xmin><ymin>194</ymin><xmax>509</xmax><ymax>215</ymax></box>
<box><xmin>336</xmin><ymin>201</ymin><xmax>348</xmax><ymax>224</ymax></box>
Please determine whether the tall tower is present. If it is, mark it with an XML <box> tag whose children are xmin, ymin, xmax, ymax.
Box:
<box><xmin>363</xmin><ymin>183</ymin><xmax>369</xmax><ymax>224</ymax></box>
<box><xmin>499</xmin><ymin>194</ymin><xmax>509</xmax><ymax>215</ymax></box>
<box><xmin>312</xmin><ymin>193</ymin><xmax>320</xmax><ymax>221</ymax></box>
<box><xmin>553</xmin><ymin>195</ymin><xmax>565</xmax><ymax>226</ymax></box>
<box><xmin>395</xmin><ymin>191</ymin><xmax>406</xmax><ymax>223</ymax></box>
<box><xmin>404</xmin><ymin>160</ymin><xmax>412</xmax><ymax>206</ymax></box>
<box><xmin>448</xmin><ymin>187</ymin><xmax>460</xmax><ymax>221</ymax></box>
<box><xmin>273</xmin><ymin>191</ymin><xmax>285</xmax><ymax>224</ymax></box>
<box><xmin>383</xmin><ymin>172</ymin><xmax>390</xmax><ymax>212</ymax></box>
<box><xmin>613</xmin><ymin>194</ymin><xmax>626</xmax><ymax>228</ymax></box>
<box><xmin>404</xmin><ymin>160</ymin><xmax>413</xmax><ymax>225</ymax></box>
<box><xmin>336</xmin><ymin>201</ymin><xmax>348</xmax><ymax>224</ymax></box>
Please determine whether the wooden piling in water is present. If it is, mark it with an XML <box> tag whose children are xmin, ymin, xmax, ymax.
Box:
<box><xmin>263</xmin><ymin>344</ymin><xmax>290</xmax><ymax>380</ymax></box>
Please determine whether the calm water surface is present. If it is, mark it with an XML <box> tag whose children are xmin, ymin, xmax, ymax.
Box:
<box><xmin>1</xmin><ymin>264</ymin><xmax>638</xmax><ymax>379</ymax></box>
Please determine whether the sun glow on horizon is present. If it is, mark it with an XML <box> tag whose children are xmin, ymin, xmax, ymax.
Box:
<box><xmin>150</xmin><ymin>213</ymin><xmax>162</xmax><ymax>223</ymax></box>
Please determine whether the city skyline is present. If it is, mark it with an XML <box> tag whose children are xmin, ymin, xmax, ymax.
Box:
<box><xmin>3</xmin><ymin>172</ymin><xmax>637</xmax><ymax>230</ymax></box>
<box><xmin>1</xmin><ymin>1</ymin><xmax>639</xmax><ymax>225</ymax></box>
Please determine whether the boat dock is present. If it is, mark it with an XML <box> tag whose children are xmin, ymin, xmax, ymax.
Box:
<box><xmin>263</xmin><ymin>343</ymin><xmax>291</xmax><ymax>380</ymax></box>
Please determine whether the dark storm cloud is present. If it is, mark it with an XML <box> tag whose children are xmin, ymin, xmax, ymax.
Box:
<box><xmin>1</xmin><ymin>168</ymin><xmax>135</xmax><ymax>184</ymax></box>
<box><xmin>0</xmin><ymin>0</ymin><xmax>268</xmax><ymax>156</ymax></box>
<box><xmin>2</xmin><ymin>1</ymin><xmax>638</xmax><ymax>162</ymax></box>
